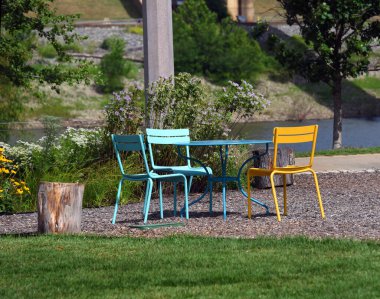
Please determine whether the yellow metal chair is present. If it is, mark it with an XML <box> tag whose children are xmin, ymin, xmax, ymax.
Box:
<box><xmin>247</xmin><ymin>125</ymin><xmax>325</xmax><ymax>221</ymax></box>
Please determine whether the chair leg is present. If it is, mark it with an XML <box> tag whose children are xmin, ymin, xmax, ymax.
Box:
<box><xmin>143</xmin><ymin>179</ymin><xmax>153</xmax><ymax>223</ymax></box>
<box><xmin>112</xmin><ymin>179</ymin><xmax>124</xmax><ymax>224</ymax></box>
<box><xmin>222</xmin><ymin>180</ymin><xmax>227</xmax><ymax>220</ymax></box>
<box><xmin>183</xmin><ymin>177</ymin><xmax>189</xmax><ymax>220</ymax></box>
<box><xmin>270</xmin><ymin>173</ymin><xmax>282</xmax><ymax>221</ymax></box>
<box><xmin>283</xmin><ymin>174</ymin><xmax>287</xmax><ymax>216</ymax></box>
<box><xmin>188</xmin><ymin>176</ymin><xmax>193</xmax><ymax>193</ymax></box>
<box><xmin>209</xmin><ymin>180</ymin><xmax>213</xmax><ymax>214</ymax></box>
<box><xmin>310</xmin><ymin>169</ymin><xmax>325</xmax><ymax>219</ymax></box>
<box><xmin>159</xmin><ymin>181</ymin><xmax>164</xmax><ymax>219</ymax></box>
<box><xmin>173</xmin><ymin>182</ymin><xmax>177</xmax><ymax>217</ymax></box>
<box><xmin>143</xmin><ymin>180</ymin><xmax>150</xmax><ymax>216</ymax></box>
<box><xmin>247</xmin><ymin>171</ymin><xmax>252</xmax><ymax>219</ymax></box>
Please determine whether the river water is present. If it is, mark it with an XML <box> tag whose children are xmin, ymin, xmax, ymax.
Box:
<box><xmin>3</xmin><ymin>117</ymin><xmax>380</xmax><ymax>152</ymax></box>
<box><xmin>233</xmin><ymin>117</ymin><xmax>380</xmax><ymax>152</ymax></box>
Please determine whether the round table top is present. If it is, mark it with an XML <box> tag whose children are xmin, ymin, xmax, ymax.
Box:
<box><xmin>174</xmin><ymin>139</ymin><xmax>272</xmax><ymax>146</ymax></box>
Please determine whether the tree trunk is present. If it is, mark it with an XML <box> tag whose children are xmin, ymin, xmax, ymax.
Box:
<box><xmin>38</xmin><ymin>182</ymin><xmax>84</xmax><ymax>234</ymax></box>
<box><xmin>252</xmin><ymin>147</ymin><xmax>295</xmax><ymax>189</ymax></box>
<box><xmin>332</xmin><ymin>77</ymin><xmax>343</xmax><ymax>149</ymax></box>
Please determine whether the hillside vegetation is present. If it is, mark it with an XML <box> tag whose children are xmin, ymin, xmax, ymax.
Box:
<box><xmin>51</xmin><ymin>0</ymin><xmax>141</xmax><ymax>20</ymax></box>
<box><xmin>52</xmin><ymin>0</ymin><xmax>282</xmax><ymax>22</ymax></box>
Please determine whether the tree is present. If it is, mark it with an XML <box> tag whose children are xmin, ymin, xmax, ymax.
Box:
<box><xmin>173</xmin><ymin>0</ymin><xmax>269</xmax><ymax>83</ymax></box>
<box><xmin>0</xmin><ymin>0</ymin><xmax>94</xmax><ymax>88</ymax></box>
<box><xmin>278</xmin><ymin>0</ymin><xmax>380</xmax><ymax>149</ymax></box>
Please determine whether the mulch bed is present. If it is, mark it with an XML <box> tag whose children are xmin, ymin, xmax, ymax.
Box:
<box><xmin>1</xmin><ymin>172</ymin><xmax>380</xmax><ymax>240</ymax></box>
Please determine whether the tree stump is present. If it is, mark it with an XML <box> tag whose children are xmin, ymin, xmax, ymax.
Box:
<box><xmin>38</xmin><ymin>182</ymin><xmax>84</xmax><ymax>233</ymax></box>
<box><xmin>252</xmin><ymin>147</ymin><xmax>295</xmax><ymax>189</ymax></box>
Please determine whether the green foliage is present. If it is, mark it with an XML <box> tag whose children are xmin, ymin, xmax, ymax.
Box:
<box><xmin>173</xmin><ymin>0</ymin><xmax>270</xmax><ymax>83</ymax></box>
<box><xmin>37</xmin><ymin>43</ymin><xmax>58</xmax><ymax>58</ymax></box>
<box><xmin>99</xmin><ymin>37</ymin><xmax>137</xmax><ymax>93</ymax></box>
<box><xmin>0</xmin><ymin>0</ymin><xmax>95</xmax><ymax>88</ymax></box>
<box><xmin>279</xmin><ymin>0</ymin><xmax>380</xmax><ymax>148</ymax></box>
<box><xmin>0</xmin><ymin>80</ymin><xmax>24</xmax><ymax>140</ymax></box>
<box><xmin>205</xmin><ymin>0</ymin><xmax>229</xmax><ymax>21</ymax></box>
<box><xmin>125</xmin><ymin>26</ymin><xmax>144</xmax><ymax>35</ymax></box>
<box><xmin>1</xmin><ymin>236</ymin><xmax>380</xmax><ymax>298</ymax></box>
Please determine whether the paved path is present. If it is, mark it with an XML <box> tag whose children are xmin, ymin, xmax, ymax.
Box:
<box><xmin>296</xmin><ymin>153</ymin><xmax>380</xmax><ymax>172</ymax></box>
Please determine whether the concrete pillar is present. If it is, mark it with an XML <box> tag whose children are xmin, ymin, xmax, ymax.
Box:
<box><xmin>143</xmin><ymin>0</ymin><xmax>174</xmax><ymax>127</ymax></box>
<box><xmin>241</xmin><ymin>0</ymin><xmax>254</xmax><ymax>23</ymax></box>
<box><xmin>227</xmin><ymin>0</ymin><xmax>239</xmax><ymax>20</ymax></box>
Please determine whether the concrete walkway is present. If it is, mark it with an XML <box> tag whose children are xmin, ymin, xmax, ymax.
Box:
<box><xmin>296</xmin><ymin>153</ymin><xmax>380</xmax><ymax>172</ymax></box>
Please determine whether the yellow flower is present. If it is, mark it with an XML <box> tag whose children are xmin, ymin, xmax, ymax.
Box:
<box><xmin>11</xmin><ymin>170</ymin><xmax>17</xmax><ymax>174</ymax></box>
<box><xmin>16</xmin><ymin>188</ymin><xmax>23</xmax><ymax>195</ymax></box>
<box><xmin>0</xmin><ymin>189</ymin><xmax>3</xmax><ymax>193</ymax></box>
<box><xmin>3</xmin><ymin>168</ymin><xmax>9</xmax><ymax>174</ymax></box>
<box><xmin>21</xmin><ymin>181</ymin><xmax>26</xmax><ymax>185</ymax></box>
<box><xmin>23</xmin><ymin>186</ymin><xmax>30</xmax><ymax>191</ymax></box>
<box><xmin>14</xmin><ymin>181</ymin><xmax>20</xmax><ymax>186</ymax></box>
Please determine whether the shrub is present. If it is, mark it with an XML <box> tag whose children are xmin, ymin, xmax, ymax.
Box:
<box><xmin>37</xmin><ymin>43</ymin><xmax>58</xmax><ymax>58</ymax></box>
<box><xmin>99</xmin><ymin>37</ymin><xmax>137</xmax><ymax>93</ymax></box>
<box><xmin>104</xmin><ymin>87</ymin><xmax>144</xmax><ymax>135</ymax></box>
<box><xmin>173</xmin><ymin>0</ymin><xmax>270</xmax><ymax>83</ymax></box>
<box><xmin>125</xmin><ymin>26</ymin><xmax>144</xmax><ymax>35</ymax></box>
<box><xmin>0</xmin><ymin>147</ymin><xmax>30</xmax><ymax>213</ymax></box>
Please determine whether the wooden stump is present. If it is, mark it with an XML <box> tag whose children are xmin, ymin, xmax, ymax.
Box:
<box><xmin>38</xmin><ymin>182</ymin><xmax>84</xmax><ymax>233</ymax></box>
<box><xmin>252</xmin><ymin>147</ymin><xmax>295</xmax><ymax>189</ymax></box>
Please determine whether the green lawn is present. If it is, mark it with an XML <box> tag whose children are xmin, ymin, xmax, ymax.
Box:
<box><xmin>297</xmin><ymin>146</ymin><xmax>380</xmax><ymax>157</ymax></box>
<box><xmin>0</xmin><ymin>235</ymin><xmax>379</xmax><ymax>298</ymax></box>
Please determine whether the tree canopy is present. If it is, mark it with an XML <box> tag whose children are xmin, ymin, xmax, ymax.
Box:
<box><xmin>278</xmin><ymin>0</ymin><xmax>380</xmax><ymax>148</ymax></box>
<box><xmin>0</xmin><ymin>0</ymin><xmax>94</xmax><ymax>88</ymax></box>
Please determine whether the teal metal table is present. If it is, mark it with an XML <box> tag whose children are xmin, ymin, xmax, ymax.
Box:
<box><xmin>175</xmin><ymin>139</ymin><xmax>272</xmax><ymax>220</ymax></box>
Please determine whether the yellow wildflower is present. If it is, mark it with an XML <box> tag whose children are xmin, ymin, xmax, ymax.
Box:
<box><xmin>16</xmin><ymin>188</ymin><xmax>23</xmax><ymax>195</ymax></box>
<box><xmin>0</xmin><ymin>189</ymin><xmax>3</xmax><ymax>193</ymax></box>
<box><xmin>14</xmin><ymin>181</ymin><xmax>20</xmax><ymax>186</ymax></box>
<box><xmin>11</xmin><ymin>170</ymin><xmax>17</xmax><ymax>174</ymax></box>
<box><xmin>3</xmin><ymin>168</ymin><xmax>9</xmax><ymax>174</ymax></box>
<box><xmin>23</xmin><ymin>186</ymin><xmax>30</xmax><ymax>191</ymax></box>
<box><xmin>0</xmin><ymin>147</ymin><xmax>4</xmax><ymax>152</ymax></box>
<box><xmin>21</xmin><ymin>181</ymin><xmax>26</xmax><ymax>185</ymax></box>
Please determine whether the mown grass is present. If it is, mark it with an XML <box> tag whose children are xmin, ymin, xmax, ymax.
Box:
<box><xmin>297</xmin><ymin>146</ymin><xmax>380</xmax><ymax>157</ymax></box>
<box><xmin>0</xmin><ymin>235</ymin><xmax>379</xmax><ymax>299</ymax></box>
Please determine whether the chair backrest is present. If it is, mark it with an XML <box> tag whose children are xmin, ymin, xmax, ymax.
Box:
<box><xmin>112</xmin><ymin>134</ymin><xmax>150</xmax><ymax>176</ymax></box>
<box><xmin>272</xmin><ymin>125</ymin><xmax>318</xmax><ymax>168</ymax></box>
<box><xmin>146</xmin><ymin>128</ymin><xmax>191</xmax><ymax>168</ymax></box>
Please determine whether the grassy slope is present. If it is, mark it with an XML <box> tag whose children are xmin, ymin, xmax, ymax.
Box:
<box><xmin>52</xmin><ymin>0</ymin><xmax>279</xmax><ymax>21</ymax></box>
<box><xmin>51</xmin><ymin>0</ymin><xmax>141</xmax><ymax>20</ymax></box>
<box><xmin>0</xmin><ymin>235</ymin><xmax>380</xmax><ymax>298</ymax></box>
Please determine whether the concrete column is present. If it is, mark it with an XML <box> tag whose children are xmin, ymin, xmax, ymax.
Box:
<box><xmin>143</xmin><ymin>0</ymin><xmax>174</xmax><ymax>86</ymax></box>
<box><xmin>143</xmin><ymin>0</ymin><xmax>174</xmax><ymax>127</ymax></box>
<box><xmin>227</xmin><ymin>0</ymin><xmax>239</xmax><ymax>20</ymax></box>
<box><xmin>241</xmin><ymin>0</ymin><xmax>254</xmax><ymax>23</ymax></box>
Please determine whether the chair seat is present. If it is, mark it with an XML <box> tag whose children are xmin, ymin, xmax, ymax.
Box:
<box><xmin>249</xmin><ymin>165</ymin><xmax>312</xmax><ymax>176</ymax></box>
<box><xmin>153</xmin><ymin>165</ymin><xmax>212</xmax><ymax>176</ymax></box>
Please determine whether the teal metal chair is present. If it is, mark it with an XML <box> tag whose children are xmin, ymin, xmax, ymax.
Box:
<box><xmin>146</xmin><ymin>128</ymin><xmax>212</xmax><ymax>215</ymax></box>
<box><xmin>112</xmin><ymin>134</ymin><xmax>189</xmax><ymax>224</ymax></box>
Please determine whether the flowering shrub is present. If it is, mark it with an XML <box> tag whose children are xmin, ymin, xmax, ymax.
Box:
<box><xmin>219</xmin><ymin>80</ymin><xmax>270</xmax><ymax>119</ymax></box>
<box><xmin>104</xmin><ymin>87</ymin><xmax>144</xmax><ymax>135</ymax></box>
<box><xmin>0</xmin><ymin>147</ymin><xmax>30</xmax><ymax>213</ymax></box>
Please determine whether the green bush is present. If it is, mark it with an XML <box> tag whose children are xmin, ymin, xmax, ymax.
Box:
<box><xmin>125</xmin><ymin>26</ymin><xmax>144</xmax><ymax>35</ymax></box>
<box><xmin>99</xmin><ymin>37</ymin><xmax>137</xmax><ymax>93</ymax></box>
<box><xmin>37</xmin><ymin>43</ymin><xmax>58</xmax><ymax>58</ymax></box>
<box><xmin>173</xmin><ymin>0</ymin><xmax>272</xmax><ymax>83</ymax></box>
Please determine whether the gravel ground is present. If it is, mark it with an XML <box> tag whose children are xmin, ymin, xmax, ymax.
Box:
<box><xmin>1</xmin><ymin>172</ymin><xmax>380</xmax><ymax>240</ymax></box>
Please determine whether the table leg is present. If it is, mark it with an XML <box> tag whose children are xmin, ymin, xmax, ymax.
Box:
<box><xmin>220</xmin><ymin>145</ymin><xmax>228</xmax><ymax>220</ymax></box>
<box><xmin>237</xmin><ymin>143</ymin><xmax>270</xmax><ymax>215</ymax></box>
